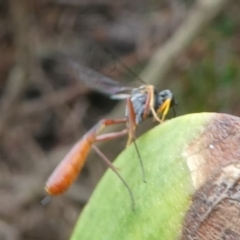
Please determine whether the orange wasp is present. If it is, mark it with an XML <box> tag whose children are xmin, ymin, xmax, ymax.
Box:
<box><xmin>44</xmin><ymin>60</ymin><xmax>177</xmax><ymax>209</ymax></box>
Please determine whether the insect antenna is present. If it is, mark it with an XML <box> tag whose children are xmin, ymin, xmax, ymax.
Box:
<box><xmin>97</xmin><ymin>42</ymin><xmax>147</xmax><ymax>85</ymax></box>
<box><xmin>172</xmin><ymin>98</ymin><xmax>178</xmax><ymax>117</ymax></box>
<box><xmin>92</xmin><ymin>145</ymin><xmax>135</xmax><ymax>211</ymax></box>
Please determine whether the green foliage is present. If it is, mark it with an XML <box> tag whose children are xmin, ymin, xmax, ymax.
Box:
<box><xmin>170</xmin><ymin>11</ymin><xmax>240</xmax><ymax>117</ymax></box>
<box><xmin>214</xmin><ymin>15</ymin><xmax>235</xmax><ymax>37</ymax></box>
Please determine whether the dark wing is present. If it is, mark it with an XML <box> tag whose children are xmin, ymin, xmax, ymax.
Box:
<box><xmin>67</xmin><ymin>60</ymin><xmax>133</xmax><ymax>97</ymax></box>
<box><xmin>41</xmin><ymin>54</ymin><xmax>133</xmax><ymax>97</ymax></box>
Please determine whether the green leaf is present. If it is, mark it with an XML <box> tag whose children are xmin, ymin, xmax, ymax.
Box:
<box><xmin>70</xmin><ymin>113</ymin><xmax>216</xmax><ymax>240</ymax></box>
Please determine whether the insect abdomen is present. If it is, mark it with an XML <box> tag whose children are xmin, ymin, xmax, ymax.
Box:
<box><xmin>45</xmin><ymin>134</ymin><xmax>94</xmax><ymax>195</ymax></box>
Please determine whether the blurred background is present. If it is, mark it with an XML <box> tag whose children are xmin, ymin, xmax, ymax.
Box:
<box><xmin>0</xmin><ymin>0</ymin><xmax>240</xmax><ymax>239</ymax></box>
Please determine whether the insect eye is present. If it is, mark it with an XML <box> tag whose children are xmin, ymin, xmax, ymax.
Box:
<box><xmin>159</xmin><ymin>90</ymin><xmax>172</xmax><ymax>100</ymax></box>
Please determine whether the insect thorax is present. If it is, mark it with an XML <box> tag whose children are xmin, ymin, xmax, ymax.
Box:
<box><xmin>125</xmin><ymin>87</ymin><xmax>173</xmax><ymax>125</ymax></box>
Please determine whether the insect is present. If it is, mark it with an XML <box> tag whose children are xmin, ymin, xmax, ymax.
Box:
<box><xmin>44</xmin><ymin>59</ymin><xmax>177</xmax><ymax>209</ymax></box>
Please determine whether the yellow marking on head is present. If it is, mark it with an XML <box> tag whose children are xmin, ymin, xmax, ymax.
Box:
<box><xmin>157</xmin><ymin>98</ymin><xmax>171</xmax><ymax>121</ymax></box>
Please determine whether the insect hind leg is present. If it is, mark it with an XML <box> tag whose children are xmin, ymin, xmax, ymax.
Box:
<box><xmin>92</xmin><ymin>145</ymin><xmax>135</xmax><ymax>211</ymax></box>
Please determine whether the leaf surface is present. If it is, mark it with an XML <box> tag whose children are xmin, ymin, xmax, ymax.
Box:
<box><xmin>71</xmin><ymin>112</ymin><xmax>239</xmax><ymax>240</ymax></box>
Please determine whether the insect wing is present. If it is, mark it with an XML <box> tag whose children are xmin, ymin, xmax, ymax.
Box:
<box><xmin>68</xmin><ymin>60</ymin><xmax>133</xmax><ymax>97</ymax></box>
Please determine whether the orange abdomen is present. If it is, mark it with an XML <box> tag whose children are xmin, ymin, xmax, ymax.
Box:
<box><xmin>45</xmin><ymin>134</ymin><xmax>94</xmax><ymax>195</ymax></box>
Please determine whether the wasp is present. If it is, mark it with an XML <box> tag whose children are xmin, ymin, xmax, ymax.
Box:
<box><xmin>44</xmin><ymin>60</ymin><xmax>177</xmax><ymax>209</ymax></box>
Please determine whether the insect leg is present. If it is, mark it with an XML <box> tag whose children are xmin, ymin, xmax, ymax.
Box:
<box><xmin>142</xmin><ymin>86</ymin><xmax>151</xmax><ymax>119</ymax></box>
<box><xmin>92</xmin><ymin>145</ymin><xmax>135</xmax><ymax>211</ymax></box>
<box><xmin>45</xmin><ymin>118</ymin><xmax>127</xmax><ymax>196</ymax></box>
<box><xmin>126</xmin><ymin>98</ymin><xmax>146</xmax><ymax>182</ymax></box>
<box><xmin>157</xmin><ymin>99</ymin><xmax>171</xmax><ymax>121</ymax></box>
<box><xmin>126</xmin><ymin>98</ymin><xmax>137</xmax><ymax>146</ymax></box>
<box><xmin>95</xmin><ymin>129</ymin><xmax>128</xmax><ymax>142</ymax></box>
<box><xmin>145</xmin><ymin>85</ymin><xmax>162</xmax><ymax>123</ymax></box>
